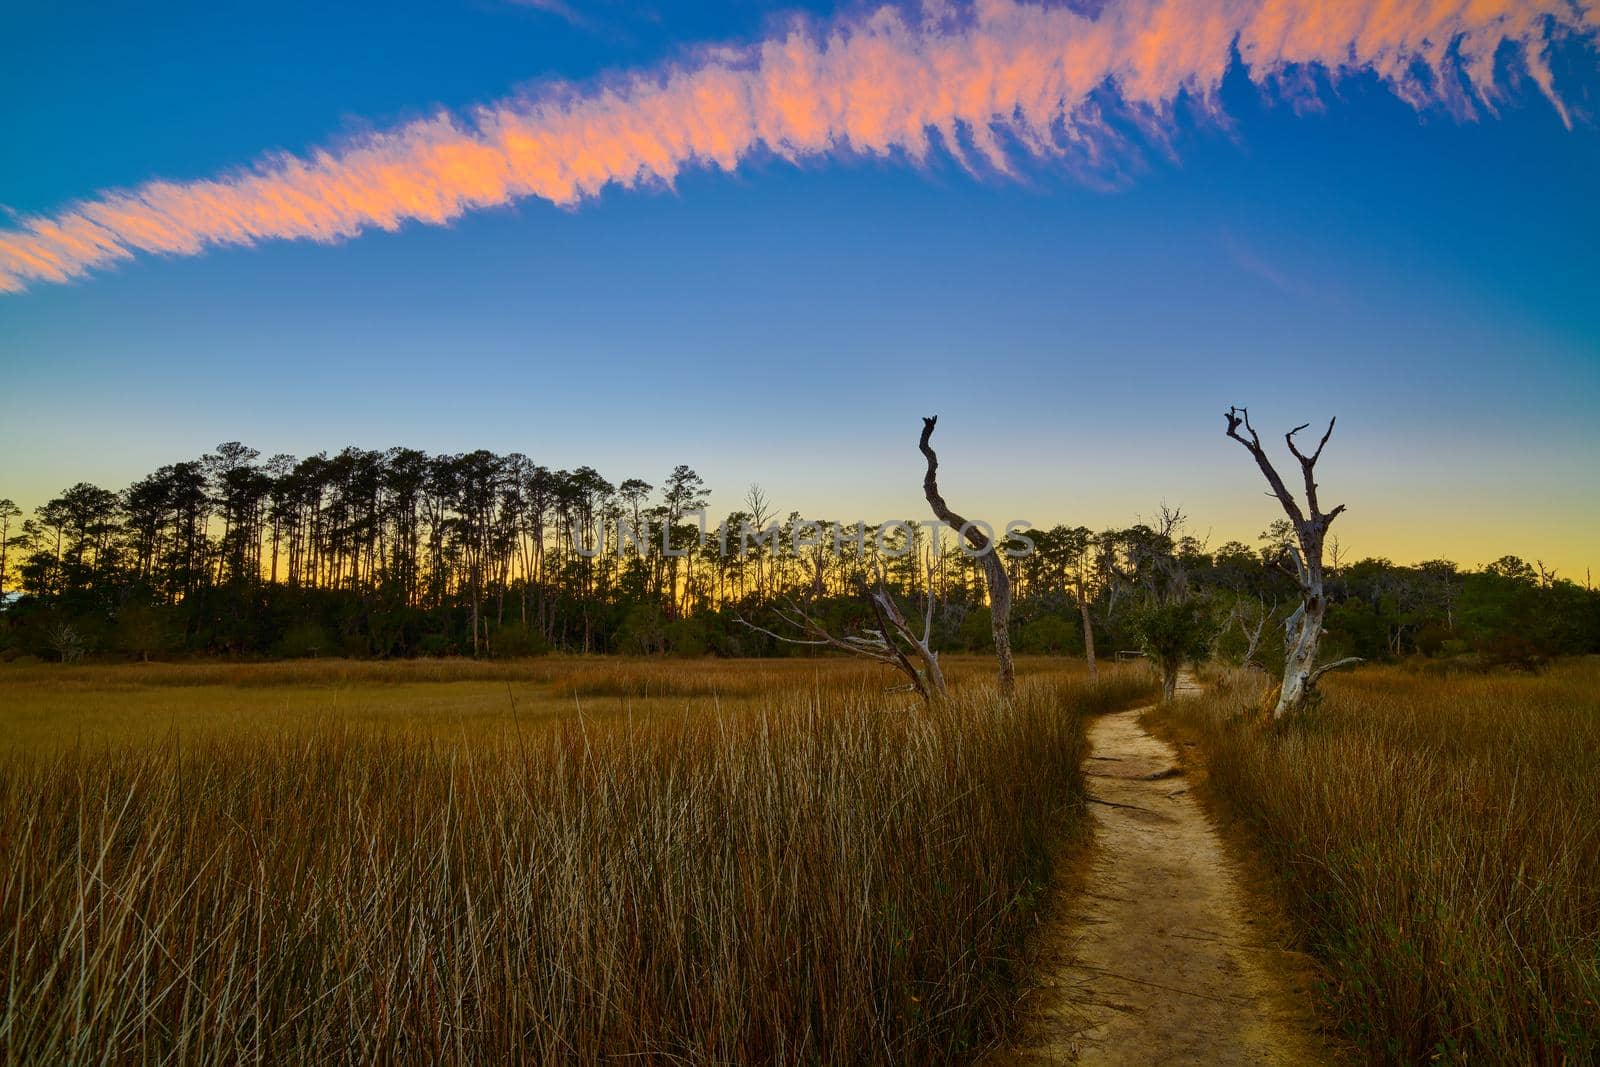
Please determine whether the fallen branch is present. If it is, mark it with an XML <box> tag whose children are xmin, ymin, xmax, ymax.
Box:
<box><xmin>736</xmin><ymin>564</ymin><xmax>947</xmax><ymax>703</ymax></box>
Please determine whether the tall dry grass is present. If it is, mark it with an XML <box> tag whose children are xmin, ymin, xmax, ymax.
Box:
<box><xmin>0</xmin><ymin>655</ymin><xmax>1081</xmax><ymax>695</ymax></box>
<box><xmin>0</xmin><ymin>669</ymin><xmax>1147</xmax><ymax>1064</ymax></box>
<box><xmin>0</xmin><ymin>655</ymin><xmax>1100</xmax><ymax>752</ymax></box>
<box><xmin>1158</xmin><ymin>661</ymin><xmax>1600</xmax><ymax>1063</ymax></box>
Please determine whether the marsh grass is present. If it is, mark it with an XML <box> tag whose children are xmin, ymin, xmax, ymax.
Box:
<box><xmin>1158</xmin><ymin>661</ymin><xmax>1600</xmax><ymax>1063</ymax></box>
<box><xmin>0</xmin><ymin>662</ymin><xmax>1148</xmax><ymax>1064</ymax></box>
<box><xmin>0</xmin><ymin>655</ymin><xmax>1091</xmax><ymax>751</ymax></box>
<box><xmin>0</xmin><ymin>655</ymin><xmax>1082</xmax><ymax>693</ymax></box>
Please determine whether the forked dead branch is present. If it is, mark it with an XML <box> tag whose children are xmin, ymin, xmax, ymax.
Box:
<box><xmin>1224</xmin><ymin>406</ymin><xmax>1362</xmax><ymax>717</ymax></box>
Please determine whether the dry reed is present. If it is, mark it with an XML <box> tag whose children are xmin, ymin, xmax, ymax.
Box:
<box><xmin>0</xmin><ymin>664</ymin><xmax>1148</xmax><ymax>1063</ymax></box>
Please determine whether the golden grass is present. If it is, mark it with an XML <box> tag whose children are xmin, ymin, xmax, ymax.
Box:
<box><xmin>0</xmin><ymin>655</ymin><xmax>1090</xmax><ymax>751</ymax></box>
<box><xmin>0</xmin><ymin>657</ymin><xmax>1150</xmax><ymax>1063</ymax></box>
<box><xmin>1156</xmin><ymin>660</ymin><xmax>1600</xmax><ymax>1064</ymax></box>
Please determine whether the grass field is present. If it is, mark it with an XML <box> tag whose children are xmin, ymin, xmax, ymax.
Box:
<box><xmin>1154</xmin><ymin>660</ymin><xmax>1600</xmax><ymax>1064</ymax></box>
<box><xmin>0</xmin><ymin>656</ymin><xmax>1149</xmax><ymax>1063</ymax></box>
<box><xmin>0</xmin><ymin>655</ymin><xmax>1098</xmax><ymax>750</ymax></box>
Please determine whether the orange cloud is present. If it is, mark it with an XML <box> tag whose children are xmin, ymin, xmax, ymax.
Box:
<box><xmin>1</xmin><ymin>0</ymin><xmax>1592</xmax><ymax>292</ymax></box>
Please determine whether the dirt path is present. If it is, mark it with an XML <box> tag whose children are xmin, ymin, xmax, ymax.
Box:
<box><xmin>1000</xmin><ymin>672</ymin><xmax>1326</xmax><ymax>1065</ymax></box>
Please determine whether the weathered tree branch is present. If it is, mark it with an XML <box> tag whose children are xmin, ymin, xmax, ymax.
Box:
<box><xmin>919</xmin><ymin>416</ymin><xmax>1014</xmax><ymax>696</ymax></box>
<box><xmin>1226</xmin><ymin>407</ymin><xmax>1307</xmax><ymax>529</ymax></box>
<box><xmin>1285</xmin><ymin>417</ymin><xmax>1338</xmax><ymax>521</ymax></box>
<box><xmin>868</xmin><ymin>568</ymin><xmax>946</xmax><ymax>699</ymax></box>
<box><xmin>1224</xmin><ymin>406</ymin><xmax>1356</xmax><ymax>719</ymax></box>
<box><xmin>1309</xmin><ymin>656</ymin><xmax>1363</xmax><ymax>684</ymax></box>
<box><xmin>735</xmin><ymin>565</ymin><xmax>947</xmax><ymax>703</ymax></box>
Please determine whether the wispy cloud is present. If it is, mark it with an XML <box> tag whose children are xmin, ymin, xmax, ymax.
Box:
<box><xmin>505</xmin><ymin>0</ymin><xmax>587</xmax><ymax>29</ymax></box>
<box><xmin>2</xmin><ymin>0</ymin><xmax>1593</xmax><ymax>292</ymax></box>
<box><xmin>1220</xmin><ymin>228</ymin><xmax>1314</xmax><ymax>300</ymax></box>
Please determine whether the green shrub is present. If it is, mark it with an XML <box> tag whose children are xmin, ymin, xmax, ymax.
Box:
<box><xmin>277</xmin><ymin>620</ymin><xmax>332</xmax><ymax>658</ymax></box>
<box><xmin>489</xmin><ymin>622</ymin><xmax>550</xmax><ymax>658</ymax></box>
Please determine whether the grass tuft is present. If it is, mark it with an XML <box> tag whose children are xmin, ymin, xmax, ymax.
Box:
<box><xmin>1158</xmin><ymin>661</ymin><xmax>1600</xmax><ymax>1064</ymax></box>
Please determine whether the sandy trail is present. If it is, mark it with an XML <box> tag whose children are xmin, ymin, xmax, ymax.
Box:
<box><xmin>1002</xmin><ymin>672</ymin><xmax>1326</xmax><ymax>1065</ymax></box>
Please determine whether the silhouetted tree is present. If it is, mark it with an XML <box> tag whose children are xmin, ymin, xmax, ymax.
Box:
<box><xmin>2</xmin><ymin>437</ymin><xmax>1594</xmax><ymax>666</ymax></box>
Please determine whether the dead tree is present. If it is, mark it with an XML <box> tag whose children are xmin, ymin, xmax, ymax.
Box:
<box><xmin>1239</xmin><ymin>597</ymin><xmax>1272</xmax><ymax>672</ymax></box>
<box><xmin>1224</xmin><ymin>407</ymin><xmax>1362</xmax><ymax>717</ymax></box>
<box><xmin>1076</xmin><ymin>570</ymin><xmax>1098</xmax><ymax>681</ymax></box>
<box><xmin>919</xmin><ymin>416</ymin><xmax>1015</xmax><ymax>697</ymax></box>
<box><xmin>738</xmin><ymin>566</ymin><xmax>947</xmax><ymax>703</ymax></box>
<box><xmin>1220</xmin><ymin>594</ymin><xmax>1275</xmax><ymax>673</ymax></box>
<box><xmin>1064</xmin><ymin>526</ymin><xmax>1098</xmax><ymax>680</ymax></box>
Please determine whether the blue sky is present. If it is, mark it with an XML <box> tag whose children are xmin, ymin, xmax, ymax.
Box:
<box><xmin>1</xmin><ymin>0</ymin><xmax>1597</xmax><ymax>574</ymax></box>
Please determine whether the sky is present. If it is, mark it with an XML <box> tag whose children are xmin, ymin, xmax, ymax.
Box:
<box><xmin>1</xmin><ymin>0</ymin><xmax>1597</xmax><ymax>577</ymax></box>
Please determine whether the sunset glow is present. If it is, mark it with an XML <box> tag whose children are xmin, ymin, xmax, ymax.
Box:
<box><xmin>3</xmin><ymin>5</ymin><xmax>1600</xmax><ymax>1060</ymax></box>
<box><xmin>2</xmin><ymin>0</ymin><xmax>1597</xmax><ymax>577</ymax></box>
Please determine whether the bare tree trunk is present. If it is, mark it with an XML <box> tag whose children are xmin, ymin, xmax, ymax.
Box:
<box><xmin>1225</xmin><ymin>408</ymin><xmax>1362</xmax><ymax>718</ymax></box>
<box><xmin>472</xmin><ymin>590</ymin><xmax>481</xmax><ymax>657</ymax></box>
<box><xmin>1077</xmin><ymin>577</ymin><xmax>1098</xmax><ymax>680</ymax></box>
<box><xmin>919</xmin><ymin>416</ymin><xmax>1015</xmax><ymax>697</ymax></box>
<box><xmin>1276</xmin><ymin>596</ymin><xmax>1315</xmax><ymax>710</ymax></box>
<box><xmin>0</xmin><ymin>506</ymin><xmax>12</xmax><ymax>605</ymax></box>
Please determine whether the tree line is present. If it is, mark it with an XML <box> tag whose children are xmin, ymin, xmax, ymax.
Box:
<box><xmin>1</xmin><ymin>441</ymin><xmax>1595</xmax><ymax>668</ymax></box>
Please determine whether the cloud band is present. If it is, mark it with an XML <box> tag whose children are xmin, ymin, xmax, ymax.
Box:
<box><xmin>1</xmin><ymin>0</ymin><xmax>1592</xmax><ymax>292</ymax></box>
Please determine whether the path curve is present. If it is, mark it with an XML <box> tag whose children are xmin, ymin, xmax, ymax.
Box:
<box><xmin>1003</xmin><ymin>671</ymin><xmax>1326</xmax><ymax>1065</ymax></box>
